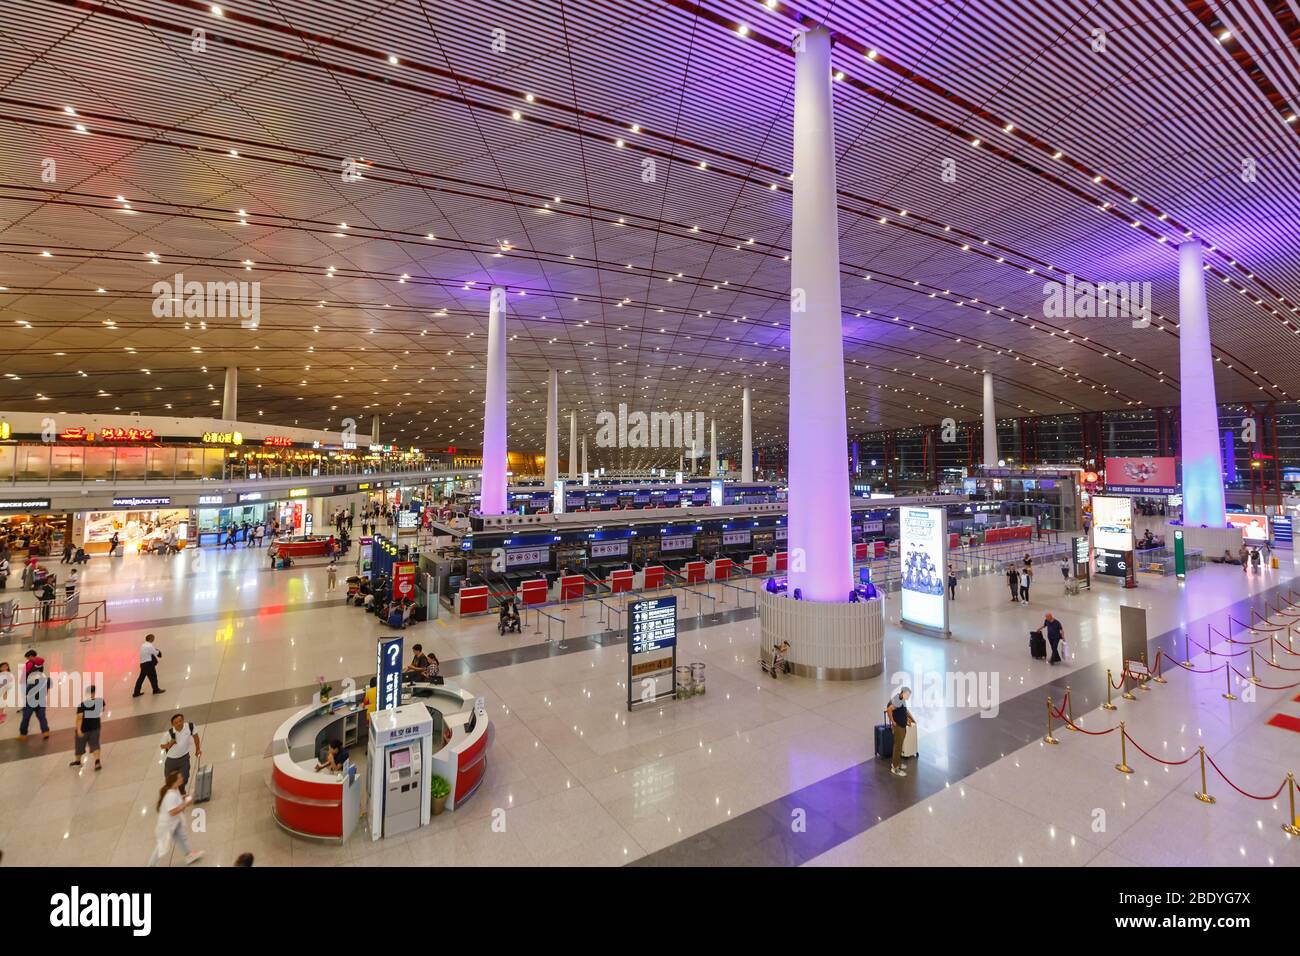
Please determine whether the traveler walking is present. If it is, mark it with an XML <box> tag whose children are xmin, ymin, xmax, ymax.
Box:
<box><xmin>885</xmin><ymin>687</ymin><xmax>916</xmax><ymax>777</ymax></box>
<box><xmin>0</xmin><ymin>660</ymin><xmax>12</xmax><ymax>724</ymax></box>
<box><xmin>947</xmin><ymin>564</ymin><xmax>957</xmax><ymax>600</ymax></box>
<box><xmin>0</xmin><ymin>554</ymin><xmax>8</xmax><ymax>590</ymax></box>
<box><xmin>108</xmin><ymin>532</ymin><xmax>121</xmax><ymax>556</ymax></box>
<box><xmin>70</xmin><ymin>684</ymin><xmax>104</xmax><ymax>770</ymax></box>
<box><xmin>1043</xmin><ymin>613</ymin><xmax>1065</xmax><ymax>665</ymax></box>
<box><xmin>17</xmin><ymin>656</ymin><xmax>50</xmax><ymax>739</ymax></box>
<box><xmin>1250</xmin><ymin>548</ymin><xmax>1262</xmax><ymax>574</ymax></box>
<box><xmin>60</xmin><ymin>541</ymin><xmax>73</xmax><ymax>564</ymax></box>
<box><xmin>1006</xmin><ymin>564</ymin><xmax>1020</xmax><ymax>603</ymax></box>
<box><xmin>1018</xmin><ymin>566</ymin><xmax>1032</xmax><ymax>604</ymax></box>
<box><xmin>159</xmin><ymin>712</ymin><xmax>202</xmax><ymax>795</ymax></box>
<box><xmin>146</xmin><ymin>771</ymin><xmax>204</xmax><ymax>866</ymax></box>
<box><xmin>133</xmin><ymin>633</ymin><xmax>165</xmax><ymax>697</ymax></box>
<box><xmin>327</xmin><ymin>556</ymin><xmax>338</xmax><ymax>591</ymax></box>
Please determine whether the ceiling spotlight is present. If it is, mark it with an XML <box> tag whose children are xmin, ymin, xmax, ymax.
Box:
<box><xmin>388</xmin><ymin>55</ymin><xmax>399</xmax><ymax>65</ymax></box>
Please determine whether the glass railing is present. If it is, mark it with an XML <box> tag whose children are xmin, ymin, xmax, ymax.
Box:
<box><xmin>0</xmin><ymin>443</ymin><xmax>453</xmax><ymax>485</ymax></box>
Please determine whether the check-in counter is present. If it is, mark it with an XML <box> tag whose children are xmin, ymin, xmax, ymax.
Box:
<box><xmin>455</xmin><ymin>584</ymin><xmax>490</xmax><ymax>615</ymax></box>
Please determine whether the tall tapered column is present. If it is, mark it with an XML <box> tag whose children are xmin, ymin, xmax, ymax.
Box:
<box><xmin>742</xmin><ymin>387</ymin><xmax>753</xmax><ymax>482</ymax></box>
<box><xmin>581</xmin><ymin>435</ymin><xmax>587</xmax><ymax>475</ymax></box>
<box><xmin>710</xmin><ymin>419</ymin><xmax>718</xmax><ymax>477</ymax></box>
<box><xmin>568</xmin><ymin>411</ymin><xmax>577</xmax><ymax>479</ymax></box>
<box><xmin>371</xmin><ymin>414</ymin><xmax>379</xmax><ymax>444</ymax></box>
<box><xmin>222</xmin><ymin>367</ymin><xmax>238</xmax><ymax>420</ymax></box>
<box><xmin>982</xmin><ymin>371</ymin><xmax>997</xmax><ymax>466</ymax></box>
<box><xmin>544</xmin><ymin>369</ymin><xmax>558</xmax><ymax>486</ymax></box>
<box><xmin>788</xmin><ymin>27</ymin><xmax>851</xmax><ymax>602</ymax></box>
<box><xmin>480</xmin><ymin>287</ymin><xmax>509</xmax><ymax>514</ymax></box>
<box><xmin>1178</xmin><ymin>240</ymin><xmax>1227</xmax><ymax>526</ymax></box>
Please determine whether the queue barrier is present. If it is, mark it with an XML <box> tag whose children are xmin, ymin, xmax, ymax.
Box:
<box><xmin>0</xmin><ymin>598</ymin><xmax>110</xmax><ymax>643</ymax></box>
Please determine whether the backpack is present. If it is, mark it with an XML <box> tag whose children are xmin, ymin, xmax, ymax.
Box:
<box><xmin>168</xmin><ymin>722</ymin><xmax>196</xmax><ymax>741</ymax></box>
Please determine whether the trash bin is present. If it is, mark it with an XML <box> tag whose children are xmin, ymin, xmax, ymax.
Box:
<box><xmin>689</xmin><ymin>662</ymin><xmax>706</xmax><ymax>695</ymax></box>
<box><xmin>675</xmin><ymin>665</ymin><xmax>694</xmax><ymax>698</ymax></box>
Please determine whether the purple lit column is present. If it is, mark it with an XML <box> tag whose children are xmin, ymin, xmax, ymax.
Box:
<box><xmin>788</xmin><ymin>25</ymin><xmax>852</xmax><ymax>602</ymax></box>
<box><xmin>1178</xmin><ymin>240</ymin><xmax>1226</xmax><ymax>526</ymax></box>
<box><xmin>742</xmin><ymin>386</ymin><xmax>753</xmax><ymax>482</ymax></box>
<box><xmin>982</xmin><ymin>371</ymin><xmax>997</xmax><ymax>466</ymax></box>
<box><xmin>710</xmin><ymin>418</ymin><xmax>718</xmax><ymax>477</ymax></box>
<box><xmin>480</xmin><ymin>287</ymin><xmax>508</xmax><ymax>514</ymax></box>
<box><xmin>543</xmin><ymin>369</ymin><xmax>558</xmax><ymax>486</ymax></box>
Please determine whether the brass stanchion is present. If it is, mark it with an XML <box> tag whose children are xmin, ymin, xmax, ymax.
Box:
<box><xmin>1193</xmin><ymin>746</ymin><xmax>1215</xmax><ymax>804</ymax></box>
<box><xmin>1152</xmin><ymin>649</ymin><xmax>1166</xmax><ymax>684</ymax></box>
<box><xmin>1044</xmin><ymin>696</ymin><xmax>1059</xmax><ymax>745</ymax></box>
<box><xmin>1249</xmin><ymin>648</ymin><xmax>1261</xmax><ymax>685</ymax></box>
<box><xmin>1222</xmin><ymin>664</ymin><xmax>1237</xmax><ymax>701</ymax></box>
<box><xmin>1065</xmin><ymin>686</ymin><xmax>1078</xmax><ymax>731</ymax></box>
<box><xmin>1115</xmin><ymin>721</ymin><xmax>1134</xmax><ymax>774</ymax></box>
<box><xmin>1102</xmin><ymin>670</ymin><xmax>1118</xmax><ymax>711</ymax></box>
<box><xmin>1184</xmin><ymin>631</ymin><xmax>1191</xmax><ymax>667</ymax></box>
<box><xmin>1138</xmin><ymin>652</ymin><xmax>1151</xmax><ymax>691</ymax></box>
<box><xmin>1283</xmin><ymin>774</ymin><xmax>1300</xmax><ymax>836</ymax></box>
<box><xmin>1121</xmin><ymin>666</ymin><xmax>1137</xmax><ymax>701</ymax></box>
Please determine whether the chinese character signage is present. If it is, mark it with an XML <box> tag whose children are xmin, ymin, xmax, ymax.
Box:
<box><xmin>202</xmin><ymin>431</ymin><xmax>243</xmax><ymax>445</ymax></box>
<box><xmin>376</xmin><ymin>636</ymin><xmax>404</xmax><ymax>712</ymax></box>
<box><xmin>627</xmin><ymin>596</ymin><xmax>678</xmax><ymax>710</ymax></box>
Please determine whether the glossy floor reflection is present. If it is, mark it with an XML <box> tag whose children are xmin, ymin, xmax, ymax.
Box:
<box><xmin>0</xmin><ymin>544</ymin><xmax>1295</xmax><ymax>866</ymax></box>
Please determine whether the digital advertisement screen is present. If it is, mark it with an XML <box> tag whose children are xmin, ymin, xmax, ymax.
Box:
<box><xmin>1225</xmin><ymin>513</ymin><xmax>1269</xmax><ymax>543</ymax></box>
<box><xmin>1104</xmin><ymin>457</ymin><xmax>1178</xmax><ymax>494</ymax></box>
<box><xmin>1092</xmin><ymin>495</ymin><xmax>1134</xmax><ymax>551</ymax></box>
<box><xmin>899</xmin><ymin>507</ymin><xmax>947</xmax><ymax>632</ymax></box>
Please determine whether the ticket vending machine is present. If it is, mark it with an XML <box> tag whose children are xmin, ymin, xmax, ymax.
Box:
<box><xmin>367</xmin><ymin>704</ymin><xmax>434</xmax><ymax>841</ymax></box>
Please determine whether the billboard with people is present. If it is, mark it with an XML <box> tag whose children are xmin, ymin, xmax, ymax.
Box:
<box><xmin>1104</xmin><ymin>457</ymin><xmax>1177</xmax><ymax>494</ymax></box>
<box><xmin>899</xmin><ymin>507</ymin><xmax>948</xmax><ymax>634</ymax></box>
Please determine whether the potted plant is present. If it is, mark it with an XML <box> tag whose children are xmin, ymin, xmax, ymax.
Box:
<box><xmin>430</xmin><ymin>775</ymin><xmax>451</xmax><ymax>815</ymax></box>
<box><xmin>317</xmin><ymin>676</ymin><xmax>333</xmax><ymax>704</ymax></box>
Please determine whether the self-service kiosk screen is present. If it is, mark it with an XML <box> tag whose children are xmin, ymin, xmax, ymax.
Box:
<box><xmin>390</xmin><ymin>749</ymin><xmax>411</xmax><ymax>770</ymax></box>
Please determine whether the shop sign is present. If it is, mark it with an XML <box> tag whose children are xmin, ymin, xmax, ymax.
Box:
<box><xmin>357</xmin><ymin>482</ymin><xmax>372</xmax><ymax>490</ymax></box>
<box><xmin>0</xmin><ymin>420</ymin><xmax>9</xmax><ymax>440</ymax></box>
<box><xmin>112</xmin><ymin>496</ymin><xmax>171</xmax><ymax>507</ymax></box>
<box><xmin>287</xmin><ymin>488</ymin><xmax>309</xmax><ymax>498</ymax></box>
<box><xmin>202</xmin><ymin>431</ymin><xmax>243</xmax><ymax>445</ymax></box>
<box><xmin>332</xmin><ymin>484</ymin><xmax>349</xmax><ymax>494</ymax></box>
<box><xmin>58</xmin><ymin>426</ymin><xmax>156</xmax><ymax>442</ymax></box>
<box><xmin>198</xmin><ymin>495</ymin><xmax>224</xmax><ymax>505</ymax></box>
<box><xmin>263</xmin><ymin>436</ymin><xmax>293</xmax><ymax>447</ymax></box>
<box><xmin>392</xmin><ymin>561</ymin><xmax>417</xmax><ymax>601</ymax></box>
<box><xmin>237</xmin><ymin>492</ymin><xmax>263</xmax><ymax>502</ymax></box>
<box><xmin>0</xmin><ymin>498</ymin><xmax>52</xmax><ymax>512</ymax></box>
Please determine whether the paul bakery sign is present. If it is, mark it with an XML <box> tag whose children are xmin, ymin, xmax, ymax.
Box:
<box><xmin>58</xmin><ymin>426</ymin><xmax>156</xmax><ymax>442</ymax></box>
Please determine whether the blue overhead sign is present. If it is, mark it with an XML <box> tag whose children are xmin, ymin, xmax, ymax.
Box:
<box><xmin>629</xmin><ymin>596</ymin><xmax>677</xmax><ymax>655</ymax></box>
<box><xmin>376</xmin><ymin>635</ymin><xmax>404</xmax><ymax>711</ymax></box>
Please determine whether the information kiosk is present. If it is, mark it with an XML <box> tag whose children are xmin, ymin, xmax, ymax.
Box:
<box><xmin>368</xmin><ymin>704</ymin><xmax>434</xmax><ymax>841</ymax></box>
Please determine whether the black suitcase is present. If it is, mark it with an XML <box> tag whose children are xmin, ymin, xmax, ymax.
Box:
<box><xmin>874</xmin><ymin>719</ymin><xmax>894</xmax><ymax>759</ymax></box>
<box><xmin>1029</xmin><ymin>629</ymin><xmax>1046</xmax><ymax>660</ymax></box>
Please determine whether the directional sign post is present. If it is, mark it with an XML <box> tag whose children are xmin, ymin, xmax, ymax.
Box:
<box><xmin>627</xmin><ymin>596</ymin><xmax>677</xmax><ymax>711</ymax></box>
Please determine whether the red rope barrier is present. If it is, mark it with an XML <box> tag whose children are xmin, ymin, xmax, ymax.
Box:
<box><xmin>1110</xmin><ymin>669</ymin><xmax>1129</xmax><ymax>689</ymax></box>
<box><xmin>1228</xmin><ymin>667</ymin><xmax>1300</xmax><ymax>690</ymax></box>
<box><xmin>1174</xmin><ymin>660</ymin><xmax>1227</xmax><ymax>674</ymax></box>
<box><xmin>1230</xmin><ymin>615</ymin><xmax>1288</xmax><ymax>633</ymax></box>
<box><xmin>1204</xmin><ymin>751</ymin><xmax>1288</xmax><ymax>801</ymax></box>
<box><xmin>1121</xmin><ymin>730</ymin><xmax>1197</xmax><ymax>766</ymax></box>
<box><xmin>1059</xmin><ymin>715</ymin><xmax>1118</xmax><ymax>736</ymax></box>
<box><xmin>1225</xmin><ymin>632</ymin><xmax>1274</xmax><ymax>646</ymax></box>
<box><xmin>1186</xmin><ymin>635</ymin><xmax>1252</xmax><ymax>657</ymax></box>
<box><xmin>1260</xmin><ymin>653</ymin><xmax>1300</xmax><ymax>672</ymax></box>
<box><xmin>1273</xmin><ymin>637</ymin><xmax>1300</xmax><ymax>657</ymax></box>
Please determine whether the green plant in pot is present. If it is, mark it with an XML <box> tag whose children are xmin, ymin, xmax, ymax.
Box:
<box><xmin>430</xmin><ymin>775</ymin><xmax>451</xmax><ymax>815</ymax></box>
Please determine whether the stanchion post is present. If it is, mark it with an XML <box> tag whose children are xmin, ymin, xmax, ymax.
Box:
<box><xmin>1283</xmin><ymin>773</ymin><xmax>1300</xmax><ymax>836</ymax></box>
<box><xmin>1044</xmin><ymin>696</ymin><xmax>1059</xmax><ymax>745</ymax></box>
<box><xmin>1102</xmin><ymin>670</ymin><xmax>1118</xmax><ymax>711</ymax></box>
<box><xmin>1139</xmin><ymin>652</ymin><xmax>1151</xmax><ymax>691</ymax></box>
<box><xmin>1249</xmin><ymin>647</ymin><xmax>1260</xmax><ymax>685</ymax></box>
<box><xmin>1121</xmin><ymin>666</ymin><xmax>1137</xmax><ymax>701</ymax></box>
<box><xmin>1115</xmin><ymin>721</ymin><xmax>1134</xmax><ymax>774</ymax></box>
<box><xmin>1184</xmin><ymin>631</ymin><xmax>1191</xmax><ymax>667</ymax></box>
<box><xmin>1065</xmin><ymin>686</ymin><xmax>1078</xmax><ymax>731</ymax></box>
<box><xmin>1193</xmin><ymin>746</ymin><xmax>1215</xmax><ymax>804</ymax></box>
<box><xmin>1152</xmin><ymin>649</ymin><xmax>1166</xmax><ymax>683</ymax></box>
<box><xmin>1222</xmin><ymin>664</ymin><xmax>1237</xmax><ymax>701</ymax></box>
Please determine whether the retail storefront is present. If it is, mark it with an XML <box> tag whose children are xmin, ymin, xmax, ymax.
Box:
<box><xmin>78</xmin><ymin>498</ymin><xmax>190</xmax><ymax>554</ymax></box>
<box><xmin>0</xmin><ymin>498</ymin><xmax>70</xmax><ymax>557</ymax></box>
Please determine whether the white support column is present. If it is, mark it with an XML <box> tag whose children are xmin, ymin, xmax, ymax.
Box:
<box><xmin>568</xmin><ymin>411</ymin><xmax>577</xmax><ymax>479</ymax></box>
<box><xmin>1178</xmin><ymin>240</ymin><xmax>1227</xmax><ymax>526</ymax></box>
<box><xmin>742</xmin><ymin>386</ymin><xmax>753</xmax><ymax>483</ymax></box>
<box><xmin>544</xmin><ymin>369</ymin><xmax>558</xmax><ymax>487</ymax></box>
<box><xmin>787</xmin><ymin>25</ymin><xmax>852</xmax><ymax>602</ymax></box>
<box><xmin>710</xmin><ymin>418</ymin><xmax>718</xmax><ymax>477</ymax></box>
<box><xmin>480</xmin><ymin>287</ymin><xmax>508</xmax><ymax>515</ymax></box>
<box><xmin>222</xmin><ymin>367</ymin><xmax>238</xmax><ymax>421</ymax></box>
<box><xmin>581</xmin><ymin>435</ymin><xmax>587</xmax><ymax>475</ymax></box>
<box><xmin>982</xmin><ymin>371</ymin><xmax>997</xmax><ymax>467</ymax></box>
<box><xmin>371</xmin><ymin>414</ymin><xmax>379</xmax><ymax>445</ymax></box>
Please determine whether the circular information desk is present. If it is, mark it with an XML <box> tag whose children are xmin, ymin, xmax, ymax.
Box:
<box><xmin>272</xmin><ymin>535</ymin><xmax>333</xmax><ymax>559</ymax></box>
<box><xmin>269</xmin><ymin>681</ymin><xmax>490</xmax><ymax>842</ymax></box>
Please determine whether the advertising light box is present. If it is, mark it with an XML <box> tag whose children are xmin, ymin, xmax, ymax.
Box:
<box><xmin>1092</xmin><ymin>495</ymin><xmax>1134</xmax><ymax>551</ymax></box>
<box><xmin>899</xmin><ymin>506</ymin><xmax>949</xmax><ymax>635</ymax></box>
<box><xmin>1104</xmin><ymin>457</ymin><xmax>1177</xmax><ymax>494</ymax></box>
<box><xmin>1225</xmin><ymin>513</ymin><xmax>1269</xmax><ymax>543</ymax></box>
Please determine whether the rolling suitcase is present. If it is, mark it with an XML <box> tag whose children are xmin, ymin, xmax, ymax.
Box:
<box><xmin>1029</xmin><ymin>629</ymin><xmax>1047</xmax><ymax>660</ymax></box>
<box><xmin>192</xmin><ymin>757</ymin><xmax>213</xmax><ymax>804</ymax></box>
<box><xmin>874</xmin><ymin>720</ymin><xmax>894</xmax><ymax>759</ymax></box>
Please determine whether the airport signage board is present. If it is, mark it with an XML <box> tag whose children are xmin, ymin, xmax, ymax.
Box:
<box><xmin>1104</xmin><ymin>457</ymin><xmax>1177</xmax><ymax>494</ymax></box>
<box><xmin>626</xmin><ymin>596</ymin><xmax>677</xmax><ymax>710</ymax></box>
<box><xmin>722</xmin><ymin>530</ymin><xmax>751</xmax><ymax>546</ymax></box>
<box><xmin>660</xmin><ymin>535</ymin><xmax>693</xmax><ymax>551</ymax></box>
<box><xmin>376</xmin><ymin>636</ymin><xmax>404</xmax><ymax>712</ymax></box>
<box><xmin>590</xmin><ymin>540</ymin><xmax>629</xmax><ymax>559</ymax></box>
<box><xmin>505</xmin><ymin>547</ymin><xmax>549</xmax><ymax>568</ymax></box>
